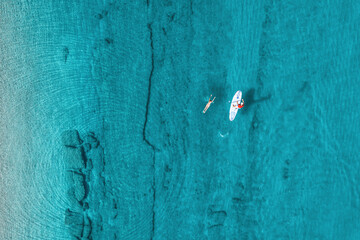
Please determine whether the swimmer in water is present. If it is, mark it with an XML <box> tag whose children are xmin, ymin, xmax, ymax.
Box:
<box><xmin>203</xmin><ymin>94</ymin><xmax>216</xmax><ymax>113</ymax></box>
<box><xmin>233</xmin><ymin>99</ymin><xmax>244</xmax><ymax>109</ymax></box>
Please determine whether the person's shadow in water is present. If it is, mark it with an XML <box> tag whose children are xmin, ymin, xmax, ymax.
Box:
<box><xmin>209</xmin><ymin>84</ymin><xmax>227</xmax><ymax>100</ymax></box>
<box><xmin>242</xmin><ymin>88</ymin><xmax>271</xmax><ymax>114</ymax></box>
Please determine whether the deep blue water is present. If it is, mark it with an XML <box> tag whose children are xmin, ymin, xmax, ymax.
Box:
<box><xmin>0</xmin><ymin>0</ymin><xmax>360</xmax><ymax>239</ymax></box>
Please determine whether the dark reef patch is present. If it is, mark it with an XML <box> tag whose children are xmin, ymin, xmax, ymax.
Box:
<box><xmin>61</xmin><ymin>130</ymin><xmax>82</xmax><ymax>147</ymax></box>
<box><xmin>168</xmin><ymin>13</ymin><xmax>176</xmax><ymax>22</ymax></box>
<box><xmin>207</xmin><ymin>206</ymin><xmax>227</xmax><ymax>228</ymax></box>
<box><xmin>62</xmin><ymin>130</ymin><xmax>105</xmax><ymax>239</ymax></box>
<box><xmin>95</xmin><ymin>10</ymin><xmax>108</xmax><ymax>20</ymax></box>
<box><xmin>105</xmin><ymin>38</ymin><xmax>114</xmax><ymax>44</ymax></box>
<box><xmin>63</xmin><ymin>147</ymin><xmax>86</xmax><ymax>169</ymax></box>
<box><xmin>63</xmin><ymin>47</ymin><xmax>69</xmax><ymax>63</ymax></box>
<box><xmin>282</xmin><ymin>159</ymin><xmax>290</xmax><ymax>180</ymax></box>
<box><xmin>299</xmin><ymin>81</ymin><xmax>310</xmax><ymax>92</ymax></box>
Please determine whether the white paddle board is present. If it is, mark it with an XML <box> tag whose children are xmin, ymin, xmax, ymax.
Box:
<box><xmin>229</xmin><ymin>90</ymin><xmax>242</xmax><ymax>121</ymax></box>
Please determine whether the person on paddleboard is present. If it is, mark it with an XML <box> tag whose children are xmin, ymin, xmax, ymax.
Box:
<box><xmin>203</xmin><ymin>94</ymin><xmax>216</xmax><ymax>113</ymax></box>
<box><xmin>233</xmin><ymin>99</ymin><xmax>244</xmax><ymax>109</ymax></box>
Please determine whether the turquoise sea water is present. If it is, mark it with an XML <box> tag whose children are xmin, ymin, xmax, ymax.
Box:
<box><xmin>0</xmin><ymin>0</ymin><xmax>360</xmax><ymax>239</ymax></box>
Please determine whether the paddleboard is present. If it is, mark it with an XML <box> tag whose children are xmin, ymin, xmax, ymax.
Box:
<box><xmin>229</xmin><ymin>90</ymin><xmax>242</xmax><ymax>121</ymax></box>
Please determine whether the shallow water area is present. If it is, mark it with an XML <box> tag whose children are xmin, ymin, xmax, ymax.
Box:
<box><xmin>0</xmin><ymin>0</ymin><xmax>360</xmax><ymax>239</ymax></box>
